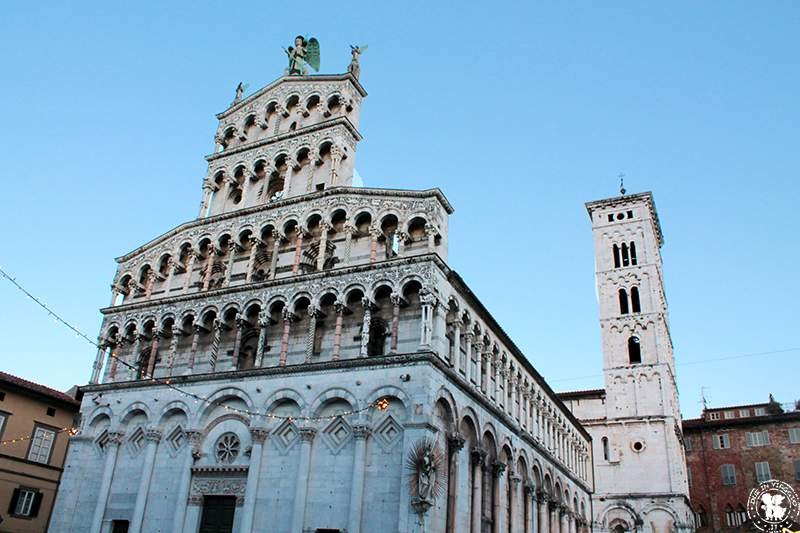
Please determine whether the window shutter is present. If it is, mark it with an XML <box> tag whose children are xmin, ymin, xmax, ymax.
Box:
<box><xmin>30</xmin><ymin>492</ymin><xmax>43</xmax><ymax>517</ymax></box>
<box><xmin>712</xmin><ymin>436</ymin><xmax>719</xmax><ymax>449</ymax></box>
<box><xmin>7</xmin><ymin>488</ymin><xmax>20</xmax><ymax>514</ymax></box>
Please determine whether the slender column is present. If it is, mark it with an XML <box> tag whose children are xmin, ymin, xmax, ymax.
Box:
<box><xmin>209</xmin><ymin>319</ymin><xmax>222</xmax><ymax>371</ymax></box>
<box><xmin>480</xmin><ymin>348</ymin><xmax>490</xmax><ymax>395</ymax></box>
<box><xmin>186</xmin><ymin>324</ymin><xmax>201</xmax><ymax>372</ymax></box>
<box><xmin>144</xmin><ymin>271</ymin><xmax>156</xmax><ymax>300</ymax></box>
<box><xmin>348</xmin><ymin>425</ymin><xmax>370</xmax><ymax>533</ymax></box>
<box><xmin>332</xmin><ymin>302</ymin><xmax>345</xmax><ymax>360</ymax></box>
<box><xmin>471</xmin><ymin>448</ymin><xmax>487</xmax><ymax>533</ymax></box>
<box><xmin>198</xmin><ymin>178</ymin><xmax>215</xmax><ymax>218</ymax></box>
<box><xmin>464</xmin><ymin>332</ymin><xmax>474</xmax><ymax>383</ymax></box>
<box><xmin>343</xmin><ymin>223</ymin><xmax>355</xmax><ymax>265</ymax></box>
<box><xmin>167</xmin><ymin>326</ymin><xmax>181</xmax><ymax>376</ymax></box>
<box><xmin>182</xmin><ymin>250</ymin><xmax>196</xmax><ymax>294</ymax></box>
<box><xmin>90</xmin><ymin>338</ymin><xmax>107</xmax><ymax>384</ymax></box>
<box><xmin>130</xmin><ymin>429</ymin><xmax>162</xmax><ymax>533</ymax></box>
<box><xmin>396</xmin><ymin>231</ymin><xmax>408</xmax><ymax>256</ymax></box>
<box><xmin>240</xmin><ymin>170</ymin><xmax>252</xmax><ymax>206</ymax></box>
<box><xmin>369</xmin><ymin>227</ymin><xmax>380</xmax><ymax>263</ymax></box>
<box><xmin>269</xmin><ymin>231</ymin><xmax>281</xmax><ymax>279</ymax></box>
<box><xmin>509</xmin><ymin>475</ymin><xmax>521</xmax><ymax>533</ymax></box>
<box><xmin>145</xmin><ymin>330</ymin><xmax>161</xmax><ymax>379</ymax></box>
<box><xmin>329</xmin><ymin>146</ymin><xmax>343</xmax><ymax>185</ymax></box>
<box><xmin>447</xmin><ymin>433</ymin><xmax>465</xmax><ymax>533</ymax></box>
<box><xmin>232</xmin><ymin>314</ymin><xmax>245</xmax><ymax>365</ymax></box>
<box><xmin>284</xmin><ymin>157</ymin><xmax>297</xmax><ymax>197</ymax></box>
<box><xmin>89</xmin><ymin>431</ymin><xmax>123</xmax><ymax>533</ymax></box>
<box><xmin>245</xmin><ymin>237</ymin><xmax>259</xmax><ymax>282</ymax></box>
<box><xmin>390</xmin><ymin>293</ymin><xmax>402</xmax><ymax>353</ymax></box>
<box><xmin>510</xmin><ymin>377</ymin><xmax>518</xmax><ymax>420</ymax></box>
<box><xmin>524</xmin><ymin>483</ymin><xmax>535</xmax><ymax>533</ymax></box>
<box><xmin>255</xmin><ymin>311</ymin><xmax>269</xmax><ymax>367</ymax></box>
<box><xmin>425</xmin><ymin>223</ymin><xmax>437</xmax><ymax>253</ymax></box>
<box><xmin>549</xmin><ymin>502</ymin><xmax>557</xmax><ymax>533</ymax></box>
<box><xmin>316</xmin><ymin>223</ymin><xmax>330</xmax><ymax>271</ymax></box>
<box><xmin>223</xmin><ymin>242</ymin><xmax>237</xmax><ymax>287</ymax></box>
<box><xmin>419</xmin><ymin>290</ymin><xmax>436</xmax><ymax>349</ymax></box>
<box><xmin>492</xmin><ymin>461</ymin><xmax>506</xmax><ymax>533</ymax></box>
<box><xmin>201</xmin><ymin>247</ymin><xmax>216</xmax><ymax>291</ymax></box>
<box><xmin>240</xmin><ymin>428</ymin><xmax>268</xmax><ymax>532</ymax></box>
<box><xmin>109</xmin><ymin>285</ymin><xmax>121</xmax><ymax>306</ymax></box>
<box><xmin>305</xmin><ymin>306</ymin><xmax>318</xmax><ymax>363</ymax></box>
<box><xmin>107</xmin><ymin>337</ymin><xmax>120</xmax><ymax>381</ymax></box>
<box><xmin>279</xmin><ymin>309</ymin><xmax>295</xmax><ymax>365</ymax></box>
<box><xmin>174</xmin><ymin>430</ymin><xmax>201</xmax><ymax>533</ymax></box>
<box><xmin>537</xmin><ymin>494</ymin><xmax>548</xmax><ymax>533</ymax></box>
<box><xmin>451</xmin><ymin>320</ymin><xmax>462</xmax><ymax>372</ymax></box>
<box><xmin>162</xmin><ymin>258</ymin><xmax>176</xmax><ymax>296</ymax></box>
<box><xmin>291</xmin><ymin>228</ymin><xmax>305</xmax><ymax>275</ymax></box>
<box><xmin>560</xmin><ymin>507</ymin><xmax>568</xmax><ymax>533</ymax></box>
<box><xmin>359</xmin><ymin>298</ymin><xmax>372</xmax><ymax>357</ymax></box>
<box><xmin>129</xmin><ymin>333</ymin><xmax>142</xmax><ymax>380</ymax></box>
<box><xmin>290</xmin><ymin>428</ymin><xmax>316</xmax><ymax>532</ymax></box>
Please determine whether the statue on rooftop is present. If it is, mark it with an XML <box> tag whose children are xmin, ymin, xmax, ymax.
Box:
<box><xmin>348</xmin><ymin>44</ymin><xmax>368</xmax><ymax>80</ymax></box>
<box><xmin>232</xmin><ymin>82</ymin><xmax>247</xmax><ymax>106</ymax></box>
<box><xmin>284</xmin><ymin>35</ymin><xmax>320</xmax><ymax>76</ymax></box>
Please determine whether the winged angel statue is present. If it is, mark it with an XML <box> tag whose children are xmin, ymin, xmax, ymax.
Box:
<box><xmin>284</xmin><ymin>35</ymin><xmax>320</xmax><ymax>76</ymax></box>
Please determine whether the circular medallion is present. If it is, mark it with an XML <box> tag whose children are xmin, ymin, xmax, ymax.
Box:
<box><xmin>747</xmin><ymin>479</ymin><xmax>800</xmax><ymax>532</ymax></box>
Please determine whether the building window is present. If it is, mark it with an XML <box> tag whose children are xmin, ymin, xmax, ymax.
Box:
<box><xmin>112</xmin><ymin>520</ymin><xmax>130</xmax><ymax>533</ymax></box>
<box><xmin>739</xmin><ymin>408</ymin><xmax>750</xmax><ymax>417</ymax></box>
<box><xmin>629</xmin><ymin>241</ymin><xmax>638</xmax><ymax>265</ymax></box>
<box><xmin>613</xmin><ymin>244</ymin><xmax>621</xmax><ymax>268</ymax></box>
<box><xmin>712</xmin><ymin>433</ymin><xmax>731</xmax><ymax>449</ymax></box>
<box><xmin>215</xmin><ymin>433</ymin><xmax>240</xmax><ymax>464</ymax></box>
<box><xmin>754</xmin><ymin>407</ymin><xmax>766</xmax><ymax>416</ymax></box>
<box><xmin>0</xmin><ymin>412</ymin><xmax>7</xmax><ymax>440</ymax></box>
<box><xmin>628</xmin><ymin>336</ymin><xmax>642</xmax><ymax>364</ymax></box>
<box><xmin>9</xmin><ymin>488</ymin><xmax>42</xmax><ymax>518</ymax></box>
<box><xmin>721</xmin><ymin>464</ymin><xmax>736</xmax><ymax>485</ymax></box>
<box><xmin>724</xmin><ymin>410</ymin><xmax>735</xmax><ymax>419</ymax></box>
<box><xmin>695</xmin><ymin>507</ymin><xmax>707</xmax><ymax>528</ymax></box>
<box><xmin>684</xmin><ymin>438</ymin><xmax>692</xmax><ymax>452</ymax></box>
<box><xmin>788</xmin><ymin>428</ymin><xmax>800</xmax><ymax>444</ymax></box>
<box><xmin>708</xmin><ymin>412</ymin><xmax>721</xmax><ymax>420</ymax></box>
<box><xmin>726</xmin><ymin>505</ymin><xmax>746</xmax><ymax>527</ymax></box>
<box><xmin>746</xmin><ymin>431</ymin><xmax>770</xmax><ymax>447</ymax></box>
<box><xmin>755</xmin><ymin>461</ymin><xmax>771</xmax><ymax>483</ymax></box>
<box><xmin>602</xmin><ymin>437</ymin><xmax>610</xmax><ymax>461</ymax></box>
<box><xmin>621</xmin><ymin>243</ymin><xmax>630</xmax><ymax>266</ymax></box>
<box><xmin>630</xmin><ymin>286</ymin><xmax>641</xmax><ymax>313</ymax></box>
<box><xmin>619</xmin><ymin>289</ymin><xmax>629</xmax><ymax>314</ymax></box>
<box><xmin>687</xmin><ymin>468</ymin><xmax>692</xmax><ymax>487</ymax></box>
<box><xmin>27</xmin><ymin>426</ymin><xmax>56</xmax><ymax>464</ymax></box>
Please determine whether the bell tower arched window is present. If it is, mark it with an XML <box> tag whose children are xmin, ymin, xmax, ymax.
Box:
<box><xmin>629</xmin><ymin>241</ymin><xmax>638</xmax><ymax>265</ymax></box>
<box><xmin>621</xmin><ymin>243</ymin><xmax>630</xmax><ymax>266</ymax></box>
<box><xmin>602</xmin><ymin>436</ymin><xmax>610</xmax><ymax>461</ymax></box>
<box><xmin>618</xmin><ymin>289</ymin><xmax>629</xmax><ymax>314</ymax></box>
<box><xmin>631</xmin><ymin>287</ymin><xmax>641</xmax><ymax>313</ymax></box>
<box><xmin>628</xmin><ymin>336</ymin><xmax>642</xmax><ymax>364</ymax></box>
<box><xmin>613</xmin><ymin>244</ymin><xmax>621</xmax><ymax>268</ymax></box>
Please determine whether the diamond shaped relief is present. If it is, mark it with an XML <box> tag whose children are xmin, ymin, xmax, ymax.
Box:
<box><xmin>373</xmin><ymin>415</ymin><xmax>403</xmax><ymax>451</ymax></box>
<box><xmin>321</xmin><ymin>417</ymin><xmax>352</xmax><ymax>455</ymax></box>
<box><xmin>272</xmin><ymin>420</ymin><xmax>299</xmax><ymax>454</ymax></box>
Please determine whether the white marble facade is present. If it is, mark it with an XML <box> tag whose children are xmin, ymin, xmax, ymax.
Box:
<box><xmin>52</xmin><ymin>71</ymin><xmax>592</xmax><ymax>533</ymax></box>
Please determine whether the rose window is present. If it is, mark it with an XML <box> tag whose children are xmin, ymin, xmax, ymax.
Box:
<box><xmin>215</xmin><ymin>433</ymin><xmax>241</xmax><ymax>464</ymax></box>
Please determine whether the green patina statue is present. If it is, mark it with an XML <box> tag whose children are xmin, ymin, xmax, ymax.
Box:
<box><xmin>284</xmin><ymin>35</ymin><xmax>320</xmax><ymax>76</ymax></box>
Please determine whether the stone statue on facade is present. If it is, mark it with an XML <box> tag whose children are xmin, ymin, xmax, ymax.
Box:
<box><xmin>232</xmin><ymin>82</ymin><xmax>247</xmax><ymax>105</ymax></box>
<box><xmin>284</xmin><ymin>35</ymin><xmax>320</xmax><ymax>76</ymax></box>
<box><xmin>348</xmin><ymin>45</ymin><xmax>368</xmax><ymax>80</ymax></box>
<box><xmin>406</xmin><ymin>437</ymin><xmax>443</xmax><ymax>519</ymax></box>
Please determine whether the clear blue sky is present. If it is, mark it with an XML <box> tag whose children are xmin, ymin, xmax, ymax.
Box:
<box><xmin>1</xmin><ymin>2</ymin><xmax>797</xmax><ymax>418</ymax></box>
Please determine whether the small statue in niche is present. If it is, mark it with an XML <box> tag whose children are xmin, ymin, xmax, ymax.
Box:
<box><xmin>284</xmin><ymin>35</ymin><xmax>320</xmax><ymax>76</ymax></box>
<box><xmin>406</xmin><ymin>438</ymin><xmax>444</xmax><ymax>506</ymax></box>
<box><xmin>348</xmin><ymin>44</ymin><xmax>368</xmax><ymax>79</ymax></box>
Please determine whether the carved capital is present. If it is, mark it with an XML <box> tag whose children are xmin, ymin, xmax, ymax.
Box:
<box><xmin>250</xmin><ymin>427</ymin><xmax>269</xmax><ymax>443</ymax></box>
<box><xmin>352</xmin><ymin>425</ymin><xmax>370</xmax><ymax>440</ymax></box>
<box><xmin>282</xmin><ymin>309</ymin><xmax>297</xmax><ymax>322</ymax></box>
<box><xmin>491</xmin><ymin>460</ymin><xmax>506</xmax><ymax>477</ymax></box>
<box><xmin>299</xmin><ymin>428</ymin><xmax>316</xmax><ymax>442</ymax></box>
<box><xmin>106</xmin><ymin>431</ymin><xmax>125</xmax><ymax>445</ymax></box>
<box><xmin>470</xmin><ymin>446</ymin><xmax>487</xmax><ymax>462</ymax></box>
<box><xmin>447</xmin><ymin>432</ymin><xmax>466</xmax><ymax>452</ymax></box>
<box><xmin>145</xmin><ymin>429</ymin><xmax>162</xmax><ymax>442</ymax></box>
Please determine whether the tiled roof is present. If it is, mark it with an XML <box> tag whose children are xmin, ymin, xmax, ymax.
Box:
<box><xmin>557</xmin><ymin>388</ymin><xmax>606</xmax><ymax>398</ymax></box>
<box><xmin>0</xmin><ymin>370</ymin><xmax>80</xmax><ymax>407</ymax></box>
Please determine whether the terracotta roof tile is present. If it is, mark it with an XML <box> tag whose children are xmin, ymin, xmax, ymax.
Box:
<box><xmin>0</xmin><ymin>370</ymin><xmax>80</xmax><ymax>407</ymax></box>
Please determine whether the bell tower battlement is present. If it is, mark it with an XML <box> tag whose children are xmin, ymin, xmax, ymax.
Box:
<box><xmin>198</xmin><ymin>73</ymin><xmax>367</xmax><ymax>218</ymax></box>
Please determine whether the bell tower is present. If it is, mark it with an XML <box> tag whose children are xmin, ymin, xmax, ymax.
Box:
<box><xmin>583</xmin><ymin>190</ymin><xmax>693</xmax><ymax>531</ymax></box>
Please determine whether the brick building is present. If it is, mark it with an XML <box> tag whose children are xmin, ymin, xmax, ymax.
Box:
<box><xmin>683</xmin><ymin>397</ymin><xmax>800</xmax><ymax>531</ymax></box>
<box><xmin>0</xmin><ymin>371</ymin><xmax>81</xmax><ymax>532</ymax></box>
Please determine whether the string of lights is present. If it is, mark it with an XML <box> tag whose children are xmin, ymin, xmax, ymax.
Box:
<box><xmin>0</xmin><ymin>266</ymin><xmax>390</xmax><ymax>428</ymax></box>
<box><xmin>0</xmin><ymin>425</ymin><xmax>78</xmax><ymax>447</ymax></box>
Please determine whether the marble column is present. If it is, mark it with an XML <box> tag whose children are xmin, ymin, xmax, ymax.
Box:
<box><xmin>163</xmin><ymin>258</ymin><xmax>176</xmax><ymax>295</ymax></box>
<box><xmin>316</xmin><ymin>223</ymin><xmax>330</xmax><ymax>271</ymax></box>
<box><xmin>223</xmin><ymin>242</ymin><xmax>237</xmax><ymax>287</ymax></box>
<box><xmin>144</xmin><ymin>271</ymin><xmax>156</xmax><ymax>300</ymax></box>
<box><xmin>451</xmin><ymin>320</ymin><xmax>462</xmax><ymax>372</ymax></box>
<box><xmin>269</xmin><ymin>231</ymin><xmax>281</xmax><ymax>279</ymax></box>
<box><xmin>291</xmin><ymin>229</ymin><xmax>305</xmax><ymax>275</ymax></box>
<box><xmin>107</xmin><ymin>338</ymin><xmax>120</xmax><ymax>381</ymax></box>
<box><xmin>89</xmin><ymin>431</ymin><xmax>123</xmax><ymax>533</ymax></box>
<box><xmin>348</xmin><ymin>425</ymin><xmax>370</xmax><ymax>533</ymax></box>
<box><xmin>524</xmin><ymin>483</ymin><xmax>535</xmax><ymax>533</ymax></box>
<box><xmin>167</xmin><ymin>326</ymin><xmax>181</xmax><ymax>376</ymax></box>
<box><xmin>343</xmin><ymin>223</ymin><xmax>355</xmax><ymax>266</ymax></box>
<box><xmin>255</xmin><ymin>311</ymin><xmax>269</xmax><ymax>367</ymax></box>
<box><xmin>240</xmin><ymin>427</ymin><xmax>268</xmax><ymax>532</ymax></box>
<box><xmin>537</xmin><ymin>494</ymin><xmax>548</xmax><ymax>533</ymax></box>
<box><xmin>359</xmin><ymin>298</ymin><xmax>372</xmax><ymax>357</ymax></box>
<box><xmin>389</xmin><ymin>293</ymin><xmax>402</xmax><ymax>353</ymax></box>
<box><xmin>198</xmin><ymin>178</ymin><xmax>215</xmax><ymax>218</ymax></box>
<box><xmin>182</xmin><ymin>250</ymin><xmax>196</xmax><ymax>294</ymax></box>
<box><xmin>245</xmin><ymin>237</ymin><xmax>259</xmax><ymax>283</ymax></box>
<box><xmin>145</xmin><ymin>330</ymin><xmax>161</xmax><ymax>379</ymax></box>
<box><xmin>447</xmin><ymin>433</ymin><xmax>465</xmax><ymax>533</ymax></box>
<box><xmin>332</xmin><ymin>302</ymin><xmax>345</xmax><ymax>360</ymax></box>
<box><xmin>186</xmin><ymin>324</ymin><xmax>201</xmax><ymax>373</ymax></box>
<box><xmin>173</xmin><ymin>431</ymin><xmax>201</xmax><ymax>533</ymax></box>
<box><xmin>129</xmin><ymin>333</ymin><xmax>142</xmax><ymax>380</ymax></box>
<box><xmin>329</xmin><ymin>146</ymin><xmax>342</xmax><ymax>185</ymax></box>
<box><xmin>209</xmin><ymin>319</ymin><xmax>222</xmax><ymax>371</ymax></box>
<box><xmin>201</xmin><ymin>247</ymin><xmax>216</xmax><ymax>291</ymax></box>
<box><xmin>90</xmin><ymin>339</ymin><xmax>107</xmax><ymax>384</ymax></box>
<box><xmin>492</xmin><ymin>461</ymin><xmax>506</xmax><ymax>533</ymax></box>
<box><xmin>369</xmin><ymin>227</ymin><xmax>380</xmax><ymax>263</ymax></box>
<box><xmin>231</xmin><ymin>315</ymin><xmax>245</xmax><ymax>366</ymax></box>
<box><xmin>305</xmin><ymin>307</ymin><xmax>318</xmax><ymax>363</ymax></box>
<box><xmin>560</xmin><ymin>507</ymin><xmax>568</xmax><ymax>533</ymax></box>
<box><xmin>419</xmin><ymin>291</ymin><xmax>436</xmax><ymax>349</ymax></box>
<box><xmin>130</xmin><ymin>429</ymin><xmax>162</xmax><ymax>533</ymax></box>
<box><xmin>290</xmin><ymin>428</ymin><xmax>316</xmax><ymax>532</ymax></box>
<box><xmin>464</xmin><ymin>332</ymin><xmax>474</xmax><ymax>384</ymax></box>
<box><xmin>509</xmin><ymin>475</ymin><xmax>521</xmax><ymax>533</ymax></box>
<box><xmin>279</xmin><ymin>309</ymin><xmax>295</xmax><ymax>365</ymax></box>
<box><xmin>471</xmin><ymin>448</ymin><xmax>487</xmax><ymax>533</ymax></box>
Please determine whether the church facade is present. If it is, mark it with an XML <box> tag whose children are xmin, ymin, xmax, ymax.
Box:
<box><xmin>51</xmin><ymin>66</ymin><xmax>595</xmax><ymax>533</ymax></box>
